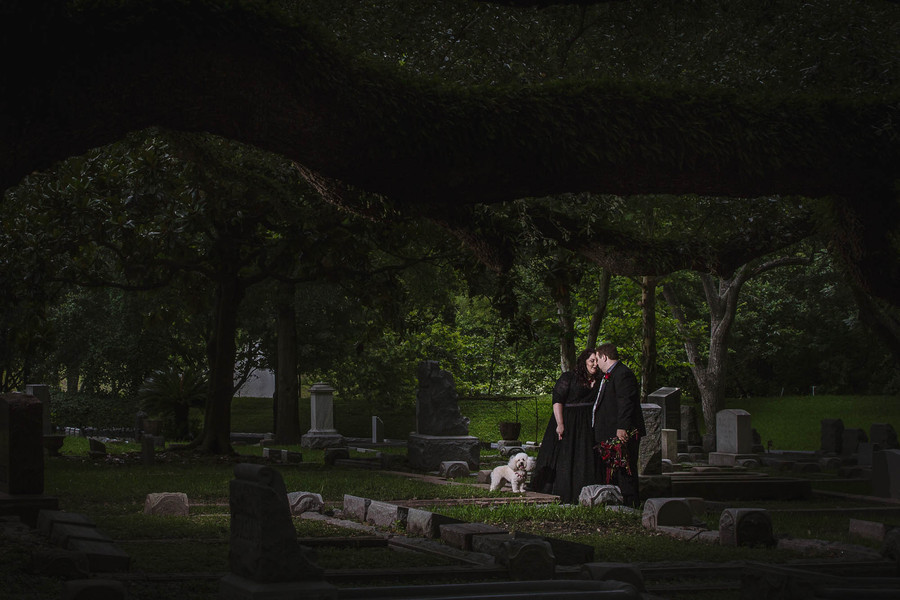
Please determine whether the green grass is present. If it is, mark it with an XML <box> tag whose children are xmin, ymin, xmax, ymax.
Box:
<box><xmin>723</xmin><ymin>395</ymin><xmax>900</xmax><ymax>451</ymax></box>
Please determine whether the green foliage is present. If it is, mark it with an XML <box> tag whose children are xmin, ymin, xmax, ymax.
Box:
<box><xmin>138</xmin><ymin>366</ymin><xmax>207</xmax><ymax>440</ymax></box>
<box><xmin>51</xmin><ymin>390</ymin><xmax>140</xmax><ymax>430</ymax></box>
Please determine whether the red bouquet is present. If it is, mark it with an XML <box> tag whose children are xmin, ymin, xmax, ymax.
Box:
<box><xmin>596</xmin><ymin>429</ymin><xmax>638</xmax><ymax>484</ymax></box>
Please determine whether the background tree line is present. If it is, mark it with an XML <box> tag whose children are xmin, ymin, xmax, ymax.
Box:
<box><xmin>1</xmin><ymin>0</ymin><xmax>897</xmax><ymax>452</ymax></box>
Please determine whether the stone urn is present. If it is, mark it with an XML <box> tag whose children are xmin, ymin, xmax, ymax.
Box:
<box><xmin>499</xmin><ymin>421</ymin><xmax>522</xmax><ymax>441</ymax></box>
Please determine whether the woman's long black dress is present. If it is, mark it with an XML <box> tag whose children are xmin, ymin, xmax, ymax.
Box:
<box><xmin>529</xmin><ymin>371</ymin><xmax>600</xmax><ymax>504</ymax></box>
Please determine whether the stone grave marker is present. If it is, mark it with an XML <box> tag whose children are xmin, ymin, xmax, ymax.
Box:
<box><xmin>716</xmin><ymin>409</ymin><xmax>752</xmax><ymax>454</ymax></box>
<box><xmin>641</xmin><ymin>498</ymin><xmax>693</xmax><ymax>529</ymax></box>
<box><xmin>639</xmin><ymin>403</ymin><xmax>662</xmax><ymax>475</ymax></box>
<box><xmin>870</xmin><ymin>423</ymin><xmax>899</xmax><ymax>449</ymax></box>
<box><xmin>872</xmin><ymin>449</ymin><xmax>900</xmax><ymax>499</ymax></box>
<box><xmin>579</xmin><ymin>484</ymin><xmax>623</xmax><ymax>507</ymax></box>
<box><xmin>719</xmin><ymin>508</ymin><xmax>774</xmax><ymax>547</ymax></box>
<box><xmin>661</xmin><ymin>428</ymin><xmax>678</xmax><ymax>463</ymax></box>
<box><xmin>408</xmin><ymin>361</ymin><xmax>480</xmax><ymax>470</ymax></box>
<box><xmin>371</xmin><ymin>416</ymin><xmax>384</xmax><ymax>444</ymax></box>
<box><xmin>841</xmin><ymin>428</ymin><xmax>868</xmax><ymax>456</ymax></box>
<box><xmin>287</xmin><ymin>491</ymin><xmax>324</xmax><ymax>515</ymax></box>
<box><xmin>300</xmin><ymin>383</ymin><xmax>343</xmax><ymax>449</ymax></box>
<box><xmin>220</xmin><ymin>464</ymin><xmax>335</xmax><ymax>600</ymax></box>
<box><xmin>647</xmin><ymin>387</ymin><xmax>681</xmax><ymax>437</ymax></box>
<box><xmin>0</xmin><ymin>392</ymin><xmax>44</xmax><ymax>495</ymax></box>
<box><xmin>440</xmin><ymin>460</ymin><xmax>470</xmax><ymax>479</ymax></box>
<box><xmin>821</xmin><ymin>418</ymin><xmax>844</xmax><ymax>454</ymax></box>
<box><xmin>143</xmin><ymin>492</ymin><xmax>189</xmax><ymax>516</ymax></box>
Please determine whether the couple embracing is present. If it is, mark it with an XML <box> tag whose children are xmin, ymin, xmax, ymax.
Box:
<box><xmin>528</xmin><ymin>343</ymin><xmax>646</xmax><ymax>507</ymax></box>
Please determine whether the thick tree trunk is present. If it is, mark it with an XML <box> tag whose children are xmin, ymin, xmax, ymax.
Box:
<box><xmin>586</xmin><ymin>269</ymin><xmax>611</xmax><ymax>349</ymax></box>
<box><xmin>274</xmin><ymin>281</ymin><xmax>302</xmax><ymax>444</ymax></box>
<box><xmin>640</xmin><ymin>276</ymin><xmax>658</xmax><ymax>403</ymax></box>
<box><xmin>196</xmin><ymin>274</ymin><xmax>244</xmax><ymax>454</ymax></box>
<box><xmin>556</xmin><ymin>288</ymin><xmax>576</xmax><ymax>373</ymax></box>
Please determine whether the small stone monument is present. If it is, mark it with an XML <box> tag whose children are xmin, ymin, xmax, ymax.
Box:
<box><xmin>719</xmin><ymin>508</ymin><xmax>774</xmax><ymax>547</ymax></box>
<box><xmin>661</xmin><ymin>429</ymin><xmax>678</xmax><ymax>463</ymax></box>
<box><xmin>872</xmin><ymin>450</ymin><xmax>900</xmax><ymax>499</ymax></box>
<box><xmin>638</xmin><ymin>403</ymin><xmax>663</xmax><ymax>475</ymax></box>
<box><xmin>870</xmin><ymin>423</ymin><xmax>899</xmax><ymax>449</ymax></box>
<box><xmin>371</xmin><ymin>416</ymin><xmax>384</xmax><ymax>444</ymax></box>
<box><xmin>300</xmin><ymin>383</ymin><xmax>343</xmax><ymax>449</ymax></box>
<box><xmin>680</xmin><ymin>404</ymin><xmax>702</xmax><ymax>446</ymax></box>
<box><xmin>578</xmin><ymin>484</ymin><xmax>623</xmax><ymax>507</ymax></box>
<box><xmin>219</xmin><ymin>464</ymin><xmax>336</xmax><ymax>599</ymax></box>
<box><xmin>407</xmin><ymin>361</ymin><xmax>480</xmax><ymax>470</ymax></box>
<box><xmin>716</xmin><ymin>409</ymin><xmax>752</xmax><ymax>454</ymax></box>
<box><xmin>821</xmin><ymin>418</ymin><xmax>844</xmax><ymax>454</ymax></box>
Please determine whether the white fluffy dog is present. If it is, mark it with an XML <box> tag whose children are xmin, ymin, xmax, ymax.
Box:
<box><xmin>489</xmin><ymin>452</ymin><xmax>532</xmax><ymax>493</ymax></box>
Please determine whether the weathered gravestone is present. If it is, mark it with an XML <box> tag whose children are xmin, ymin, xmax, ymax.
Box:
<box><xmin>870</xmin><ymin>423</ymin><xmax>898</xmax><ymax>450</ymax></box>
<box><xmin>841</xmin><ymin>428</ymin><xmax>868</xmax><ymax>456</ymax></box>
<box><xmin>220</xmin><ymin>464</ymin><xmax>336</xmax><ymax>600</ymax></box>
<box><xmin>143</xmin><ymin>492</ymin><xmax>189</xmax><ymax>516</ymax></box>
<box><xmin>872</xmin><ymin>450</ymin><xmax>900</xmax><ymax>500</ymax></box>
<box><xmin>579</xmin><ymin>485</ymin><xmax>624</xmax><ymax>507</ymax></box>
<box><xmin>300</xmin><ymin>383</ymin><xmax>343</xmax><ymax>449</ymax></box>
<box><xmin>716</xmin><ymin>409</ymin><xmax>752</xmax><ymax>454</ymax></box>
<box><xmin>0</xmin><ymin>393</ymin><xmax>44</xmax><ymax>495</ymax></box>
<box><xmin>661</xmin><ymin>429</ymin><xmax>678</xmax><ymax>463</ymax></box>
<box><xmin>821</xmin><ymin>418</ymin><xmax>844</xmax><ymax>454</ymax></box>
<box><xmin>719</xmin><ymin>508</ymin><xmax>774</xmax><ymax>547</ymax></box>
<box><xmin>639</xmin><ymin>403</ymin><xmax>662</xmax><ymax>475</ymax></box>
<box><xmin>408</xmin><ymin>361</ymin><xmax>480</xmax><ymax>470</ymax></box>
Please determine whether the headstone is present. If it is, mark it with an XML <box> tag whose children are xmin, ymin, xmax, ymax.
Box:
<box><xmin>342</xmin><ymin>494</ymin><xmax>370</xmax><ymax>522</ymax></box>
<box><xmin>579</xmin><ymin>484</ymin><xmax>623</xmax><ymax>507</ymax></box>
<box><xmin>647</xmin><ymin>387</ymin><xmax>681</xmax><ymax>436</ymax></box>
<box><xmin>821</xmin><ymin>418</ymin><xmax>844</xmax><ymax>454</ymax></box>
<box><xmin>371</xmin><ymin>416</ymin><xmax>384</xmax><ymax>444</ymax></box>
<box><xmin>661</xmin><ymin>429</ymin><xmax>678</xmax><ymax>463</ymax></box>
<box><xmin>639</xmin><ymin>403</ymin><xmax>662</xmax><ymax>475</ymax></box>
<box><xmin>870</xmin><ymin>423</ymin><xmax>899</xmax><ymax>449</ymax></box>
<box><xmin>702</xmin><ymin>433</ymin><xmax>716</xmax><ymax>454</ymax></box>
<box><xmin>414</xmin><ymin>361</ymin><xmax>469</xmax><ymax>436</ymax></box>
<box><xmin>680</xmin><ymin>405</ymin><xmax>702</xmax><ymax>446</ymax></box>
<box><xmin>88</xmin><ymin>437</ymin><xmax>106</xmax><ymax>459</ymax></box>
<box><xmin>0</xmin><ymin>392</ymin><xmax>44</xmax><ymax>494</ymax></box>
<box><xmin>405</xmin><ymin>508</ymin><xmax>464</xmax><ymax>538</ymax></box>
<box><xmin>439</xmin><ymin>460</ymin><xmax>470</xmax><ymax>479</ymax></box>
<box><xmin>323</xmin><ymin>447</ymin><xmax>349</xmax><ymax>465</ymax></box>
<box><xmin>872</xmin><ymin>450</ymin><xmax>900</xmax><ymax>499</ymax></box>
<box><xmin>143</xmin><ymin>492</ymin><xmax>189</xmax><ymax>516</ymax></box>
<box><xmin>849</xmin><ymin>518</ymin><xmax>889</xmax><ymax>542</ymax></box>
<box><xmin>225</xmin><ymin>464</ymin><xmax>323</xmax><ymax>582</ymax></box>
<box><xmin>841</xmin><ymin>428</ymin><xmax>868</xmax><ymax>455</ymax></box>
<box><xmin>300</xmin><ymin>383</ymin><xmax>343</xmax><ymax>449</ymax></box>
<box><xmin>641</xmin><ymin>498</ymin><xmax>693</xmax><ymax>529</ymax></box>
<box><xmin>287</xmin><ymin>492</ymin><xmax>324</xmax><ymax>515</ymax></box>
<box><xmin>716</xmin><ymin>409</ymin><xmax>752</xmax><ymax>454</ymax></box>
<box><xmin>365</xmin><ymin>500</ymin><xmax>406</xmax><ymax>528</ymax></box>
<box><xmin>141</xmin><ymin>437</ymin><xmax>154</xmax><ymax>466</ymax></box>
<box><xmin>719</xmin><ymin>508</ymin><xmax>774</xmax><ymax>547</ymax></box>
<box><xmin>476</xmin><ymin>470</ymin><xmax>492</xmax><ymax>484</ymax></box>
<box><xmin>25</xmin><ymin>384</ymin><xmax>51</xmax><ymax>435</ymax></box>
<box><xmin>858</xmin><ymin>442</ymin><xmax>880</xmax><ymax>467</ymax></box>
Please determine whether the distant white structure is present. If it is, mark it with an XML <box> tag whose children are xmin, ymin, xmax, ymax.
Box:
<box><xmin>235</xmin><ymin>368</ymin><xmax>276</xmax><ymax>398</ymax></box>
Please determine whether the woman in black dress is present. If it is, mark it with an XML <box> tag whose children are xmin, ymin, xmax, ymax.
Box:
<box><xmin>528</xmin><ymin>348</ymin><xmax>601</xmax><ymax>504</ymax></box>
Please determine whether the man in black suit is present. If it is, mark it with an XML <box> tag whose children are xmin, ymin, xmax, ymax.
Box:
<box><xmin>591</xmin><ymin>343</ymin><xmax>646</xmax><ymax>508</ymax></box>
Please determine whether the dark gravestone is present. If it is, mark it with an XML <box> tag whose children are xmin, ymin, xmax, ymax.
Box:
<box><xmin>841</xmin><ymin>428</ymin><xmax>868</xmax><ymax>456</ymax></box>
<box><xmin>647</xmin><ymin>387</ymin><xmax>681</xmax><ymax>437</ymax></box>
<box><xmin>227</xmin><ymin>464</ymin><xmax>322</xmax><ymax>582</ymax></box>
<box><xmin>0</xmin><ymin>393</ymin><xmax>44</xmax><ymax>494</ymax></box>
<box><xmin>872</xmin><ymin>450</ymin><xmax>900</xmax><ymax>500</ymax></box>
<box><xmin>870</xmin><ymin>423</ymin><xmax>899</xmax><ymax>450</ymax></box>
<box><xmin>415</xmin><ymin>361</ymin><xmax>469</xmax><ymax>436</ymax></box>
<box><xmin>821</xmin><ymin>418</ymin><xmax>844</xmax><ymax>454</ymax></box>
